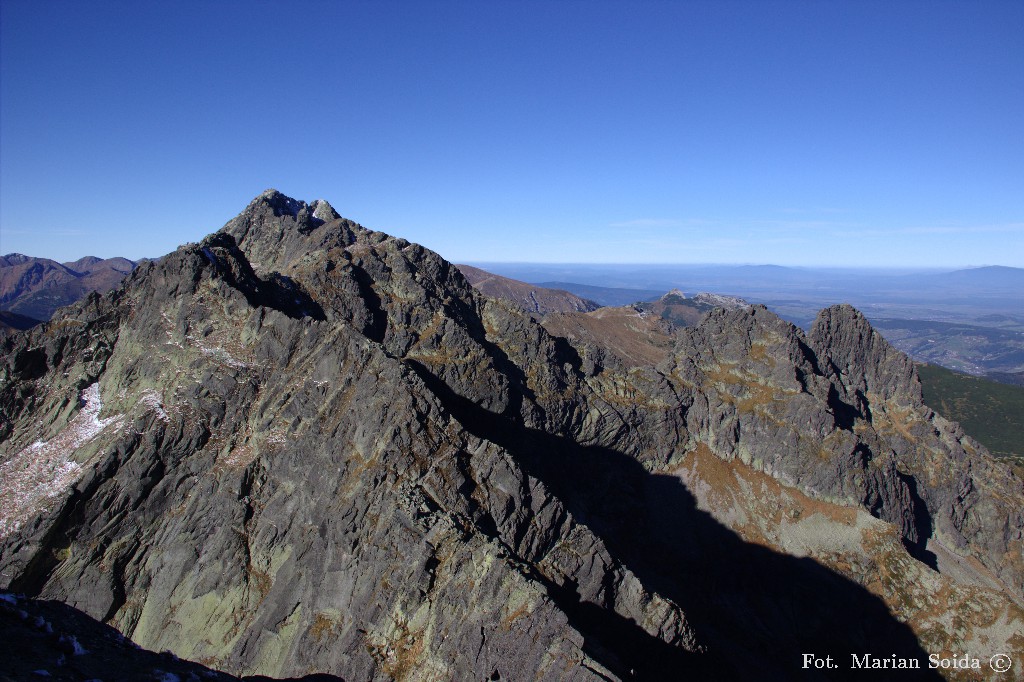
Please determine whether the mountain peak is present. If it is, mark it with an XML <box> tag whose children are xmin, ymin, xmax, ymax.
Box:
<box><xmin>221</xmin><ymin>192</ymin><xmax>368</xmax><ymax>274</ymax></box>
<box><xmin>245</xmin><ymin>190</ymin><xmax>340</xmax><ymax>224</ymax></box>
<box><xmin>1</xmin><ymin>254</ymin><xmax>32</xmax><ymax>266</ymax></box>
<box><xmin>310</xmin><ymin>198</ymin><xmax>340</xmax><ymax>222</ymax></box>
<box><xmin>809</xmin><ymin>303</ymin><xmax>921</xmax><ymax>403</ymax></box>
<box><xmin>251</xmin><ymin>188</ymin><xmax>305</xmax><ymax>218</ymax></box>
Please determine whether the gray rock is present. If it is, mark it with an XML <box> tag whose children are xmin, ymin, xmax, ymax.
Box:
<box><xmin>2</xmin><ymin>191</ymin><xmax>1019</xmax><ymax>681</ymax></box>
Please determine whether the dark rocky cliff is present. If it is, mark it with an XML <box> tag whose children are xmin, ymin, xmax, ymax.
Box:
<box><xmin>1</xmin><ymin>191</ymin><xmax>1021</xmax><ymax>681</ymax></box>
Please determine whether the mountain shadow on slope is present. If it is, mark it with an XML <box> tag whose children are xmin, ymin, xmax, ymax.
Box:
<box><xmin>0</xmin><ymin>310</ymin><xmax>43</xmax><ymax>333</ymax></box>
<box><xmin>405</xmin><ymin>359</ymin><xmax>942</xmax><ymax>681</ymax></box>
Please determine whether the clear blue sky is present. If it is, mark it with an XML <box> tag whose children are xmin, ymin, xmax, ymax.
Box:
<box><xmin>1</xmin><ymin>0</ymin><xmax>1021</xmax><ymax>267</ymax></box>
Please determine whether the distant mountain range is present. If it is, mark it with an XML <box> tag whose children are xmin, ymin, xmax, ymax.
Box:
<box><xmin>917</xmin><ymin>264</ymin><xmax>1024</xmax><ymax>291</ymax></box>
<box><xmin>471</xmin><ymin>262</ymin><xmax>1024</xmax><ymax>384</ymax></box>
<box><xmin>471</xmin><ymin>262</ymin><xmax>1024</xmax><ymax>315</ymax></box>
<box><xmin>634</xmin><ymin>290</ymin><xmax>748</xmax><ymax>327</ymax></box>
<box><xmin>455</xmin><ymin>265</ymin><xmax>599</xmax><ymax>314</ymax></box>
<box><xmin>0</xmin><ymin>254</ymin><xmax>138</xmax><ymax>322</ymax></box>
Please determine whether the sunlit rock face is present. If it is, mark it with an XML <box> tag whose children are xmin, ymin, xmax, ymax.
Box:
<box><xmin>1</xmin><ymin>191</ymin><xmax>1021</xmax><ymax>681</ymax></box>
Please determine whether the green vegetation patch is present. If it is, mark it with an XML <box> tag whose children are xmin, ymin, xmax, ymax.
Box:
<box><xmin>918</xmin><ymin>363</ymin><xmax>1024</xmax><ymax>459</ymax></box>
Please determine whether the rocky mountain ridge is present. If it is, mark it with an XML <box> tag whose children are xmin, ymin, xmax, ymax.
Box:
<box><xmin>0</xmin><ymin>191</ymin><xmax>1021</xmax><ymax>680</ymax></box>
<box><xmin>455</xmin><ymin>264</ymin><xmax>600</xmax><ymax>315</ymax></box>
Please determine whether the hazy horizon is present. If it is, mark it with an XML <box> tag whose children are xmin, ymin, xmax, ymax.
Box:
<box><xmin>4</xmin><ymin>247</ymin><xmax>1021</xmax><ymax>274</ymax></box>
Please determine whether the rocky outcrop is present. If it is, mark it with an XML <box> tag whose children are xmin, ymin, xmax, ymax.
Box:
<box><xmin>629</xmin><ymin>289</ymin><xmax>749</xmax><ymax>328</ymax></box>
<box><xmin>1</xmin><ymin>191</ymin><xmax>1021</xmax><ymax>681</ymax></box>
<box><xmin>657</xmin><ymin>304</ymin><xmax>1023</xmax><ymax>596</ymax></box>
<box><xmin>809</xmin><ymin>304</ymin><xmax>921</xmax><ymax>403</ymax></box>
<box><xmin>691</xmin><ymin>291</ymin><xmax>748</xmax><ymax>310</ymax></box>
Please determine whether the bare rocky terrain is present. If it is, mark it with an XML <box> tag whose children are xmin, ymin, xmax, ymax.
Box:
<box><xmin>0</xmin><ymin>191</ymin><xmax>1021</xmax><ymax>681</ymax></box>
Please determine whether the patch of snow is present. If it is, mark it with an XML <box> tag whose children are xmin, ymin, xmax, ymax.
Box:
<box><xmin>0</xmin><ymin>384</ymin><xmax>124</xmax><ymax>539</ymax></box>
<box><xmin>139</xmin><ymin>390</ymin><xmax>170</xmax><ymax>422</ymax></box>
<box><xmin>0</xmin><ymin>593</ymin><xmax>18</xmax><ymax>604</ymax></box>
<box><xmin>201</xmin><ymin>247</ymin><xmax>217</xmax><ymax>266</ymax></box>
<box><xmin>161</xmin><ymin>311</ymin><xmax>184</xmax><ymax>349</ymax></box>
<box><xmin>186</xmin><ymin>335</ymin><xmax>248</xmax><ymax>370</ymax></box>
<box><xmin>31</xmin><ymin>671</ymin><xmax>50</xmax><ymax>677</ymax></box>
<box><xmin>198</xmin><ymin>344</ymin><xmax>247</xmax><ymax>369</ymax></box>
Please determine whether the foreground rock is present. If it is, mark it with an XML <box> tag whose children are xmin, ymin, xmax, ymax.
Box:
<box><xmin>1</xmin><ymin>190</ymin><xmax>1021</xmax><ymax>681</ymax></box>
<box><xmin>0</xmin><ymin>590</ymin><xmax>342</xmax><ymax>681</ymax></box>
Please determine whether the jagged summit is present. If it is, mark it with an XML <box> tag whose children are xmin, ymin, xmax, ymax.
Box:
<box><xmin>310</xmin><ymin>198</ymin><xmax>340</xmax><ymax>222</ymax></box>
<box><xmin>810</xmin><ymin>303</ymin><xmax>921</xmax><ymax>403</ymax></box>
<box><xmin>253</xmin><ymin>188</ymin><xmax>305</xmax><ymax>217</ymax></box>
<box><xmin>248</xmin><ymin>189</ymin><xmax>340</xmax><ymax>223</ymax></box>
<box><xmin>222</xmin><ymin>191</ymin><xmax>370</xmax><ymax>274</ymax></box>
